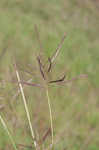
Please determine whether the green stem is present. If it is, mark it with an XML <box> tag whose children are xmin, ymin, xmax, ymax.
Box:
<box><xmin>0</xmin><ymin>115</ymin><xmax>18</xmax><ymax>150</ymax></box>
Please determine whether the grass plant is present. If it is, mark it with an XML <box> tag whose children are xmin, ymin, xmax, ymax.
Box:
<box><xmin>0</xmin><ymin>115</ymin><xmax>18</xmax><ymax>150</ymax></box>
<box><xmin>0</xmin><ymin>0</ymin><xmax>99</xmax><ymax>149</ymax></box>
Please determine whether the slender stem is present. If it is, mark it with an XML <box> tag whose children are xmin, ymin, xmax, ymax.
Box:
<box><xmin>46</xmin><ymin>89</ymin><xmax>54</xmax><ymax>147</ymax></box>
<box><xmin>51</xmin><ymin>33</ymin><xmax>66</xmax><ymax>63</ymax></box>
<box><xmin>0</xmin><ymin>115</ymin><xmax>18</xmax><ymax>150</ymax></box>
<box><xmin>15</xmin><ymin>65</ymin><xmax>37</xmax><ymax>149</ymax></box>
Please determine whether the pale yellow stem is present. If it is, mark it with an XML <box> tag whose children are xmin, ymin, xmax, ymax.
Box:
<box><xmin>15</xmin><ymin>67</ymin><xmax>37</xmax><ymax>149</ymax></box>
<box><xmin>46</xmin><ymin>89</ymin><xmax>54</xmax><ymax>147</ymax></box>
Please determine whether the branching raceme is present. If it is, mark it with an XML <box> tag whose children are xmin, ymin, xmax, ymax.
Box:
<box><xmin>0</xmin><ymin>27</ymin><xmax>87</xmax><ymax>150</ymax></box>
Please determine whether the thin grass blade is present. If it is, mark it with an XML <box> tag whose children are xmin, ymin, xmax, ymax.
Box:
<box><xmin>0</xmin><ymin>115</ymin><xmax>18</xmax><ymax>150</ymax></box>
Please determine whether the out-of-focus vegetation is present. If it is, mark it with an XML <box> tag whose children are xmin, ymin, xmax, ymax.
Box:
<box><xmin>0</xmin><ymin>0</ymin><xmax>99</xmax><ymax>149</ymax></box>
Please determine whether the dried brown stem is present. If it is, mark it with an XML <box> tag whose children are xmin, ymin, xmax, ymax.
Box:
<box><xmin>42</xmin><ymin>128</ymin><xmax>51</xmax><ymax>143</ymax></box>
<box><xmin>51</xmin><ymin>33</ymin><xmax>66</xmax><ymax>63</ymax></box>
<box><xmin>37</xmin><ymin>56</ymin><xmax>46</xmax><ymax>80</ymax></box>
<box><xmin>19</xmin><ymin>81</ymin><xmax>44</xmax><ymax>88</ymax></box>
<box><xmin>34</xmin><ymin>24</ymin><xmax>43</xmax><ymax>53</ymax></box>
<box><xmin>47</xmin><ymin>57</ymin><xmax>52</xmax><ymax>72</ymax></box>
<box><xmin>49</xmin><ymin>74</ymin><xmax>66</xmax><ymax>83</ymax></box>
<box><xmin>55</xmin><ymin>74</ymin><xmax>88</xmax><ymax>85</ymax></box>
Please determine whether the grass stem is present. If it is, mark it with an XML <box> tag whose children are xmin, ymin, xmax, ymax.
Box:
<box><xmin>15</xmin><ymin>64</ymin><xmax>37</xmax><ymax>149</ymax></box>
<box><xmin>0</xmin><ymin>115</ymin><xmax>18</xmax><ymax>150</ymax></box>
<box><xmin>46</xmin><ymin>89</ymin><xmax>54</xmax><ymax>148</ymax></box>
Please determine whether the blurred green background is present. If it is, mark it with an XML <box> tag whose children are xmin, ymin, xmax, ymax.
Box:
<box><xmin>0</xmin><ymin>0</ymin><xmax>99</xmax><ymax>149</ymax></box>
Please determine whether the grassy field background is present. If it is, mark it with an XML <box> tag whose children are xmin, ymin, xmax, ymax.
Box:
<box><xmin>0</xmin><ymin>0</ymin><xmax>99</xmax><ymax>149</ymax></box>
